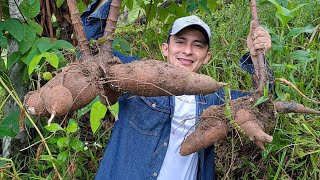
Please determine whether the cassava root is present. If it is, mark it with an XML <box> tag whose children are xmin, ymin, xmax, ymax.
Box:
<box><xmin>24</xmin><ymin>57</ymin><xmax>226</xmax><ymax>122</ymax></box>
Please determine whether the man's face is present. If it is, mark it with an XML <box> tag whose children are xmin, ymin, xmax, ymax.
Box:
<box><xmin>162</xmin><ymin>28</ymin><xmax>212</xmax><ymax>72</ymax></box>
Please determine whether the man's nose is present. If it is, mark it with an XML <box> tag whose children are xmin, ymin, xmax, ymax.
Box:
<box><xmin>183</xmin><ymin>44</ymin><xmax>193</xmax><ymax>55</ymax></box>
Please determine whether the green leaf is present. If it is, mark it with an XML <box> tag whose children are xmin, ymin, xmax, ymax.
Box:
<box><xmin>19</xmin><ymin>0</ymin><xmax>40</xmax><ymax>18</ymax></box>
<box><xmin>28</xmin><ymin>52</ymin><xmax>59</xmax><ymax>75</ymax></box>
<box><xmin>57</xmin><ymin>137</ymin><xmax>69</xmax><ymax>149</ymax></box>
<box><xmin>90</xmin><ymin>101</ymin><xmax>107</xmax><ymax>134</ymax></box>
<box><xmin>36</xmin><ymin>38</ymin><xmax>54</xmax><ymax>53</ymax></box>
<box><xmin>7</xmin><ymin>52</ymin><xmax>21</xmax><ymax>70</ymax></box>
<box><xmin>45</xmin><ymin>123</ymin><xmax>64</xmax><ymax>133</ymax></box>
<box><xmin>77</xmin><ymin>96</ymin><xmax>100</xmax><ymax>117</ymax></box>
<box><xmin>0</xmin><ymin>127</ymin><xmax>16</xmax><ymax>138</ymax></box>
<box><xmin>53</xmin><ymin>40</ymin><xmax>74</xmax><ymax>50</ymax></box>
<box><xmin>42</xmin><ymin>52</ymin><xmax>59</xmax><ymax>69</ymax></box>
<box><xmin>56</xmin><ymin>0</ymin><xmax>65</xmax><ymax>8</ymax></box>
<box><xmin>1</xmin><ymin>111</ymin><xmax>20</xmax><ymax>135</ymax></box>
<box><xmin>3</xmin><ymin>19</ymin><xmax>24</xmax><ymax>41</ymax></box>
<box><xmin>27</xmin><ymin>20</ymin><xmax>43</xmax><ymax>35</ymax></box>
<box><xmin>0</xmin><ymin>57</ymin><xmax>6</xmax><ymax>72</ymax></box>
<box><xmin>108</xmin><ymin>102</ymin><xmax>119</xmax><ymax>118</ymax></box>
<box><xmin>287</xmin><ymin>25</ymin><xmax>315</xmax><ymax>37</ymax></box>
<box><xmin>24</xmin><ymin>47</ymin><xmax>40</xmax><ymax>65</ymax></box>
<box><xmin>28</xmin><ymin>54</ymin><xmax>42</xmax><ymax>75</ymax></box>
<box><xmin>66</xmin><ymin>119</ymin><xmax>79</xmax><ymax>134</ymax></box>
<box><xmin>186</xmin><ymin>2</ymin><xmax>198</xmax><ymax>13</ymax></box>
<box><xmin>40</xmin><ymin>155</ymin><xmax>54</xmax><ymax>162</ymax></box>
<box><xmin>77</xmin><ymin>1</ymin><xmax>87</xmax><ymax>14</ymax></box>
<box><xmin>288</xmin><ymin>50</ymin><xmax>311</xmax><ymax>61</ymax></box>
<box><xmin>70</xmin><ymin>138</ymin><xmax>84</xmax><ymax>151</ymax></box>
<box><xmin>18</xmin><ymin>24</ymin><xmax>37</xmax><ymax>54</ymax></box>
<box><xmin>57</xmin><ymin>150</ymin><xmax>68</xmax><ymax>163</ymax></box>
<box><xmin>253</xmin><ymin>96</ymin><xmax>269</xmax><ymax>107</ymax></box>
<box><xmin>0</xmin><ymin>32</ymin><xmax>7</xmax><ymax>48</ymax></box>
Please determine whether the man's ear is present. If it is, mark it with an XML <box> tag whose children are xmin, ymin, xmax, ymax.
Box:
<box><xmin>203</xmin><ymin>52</ymin><xmax>212</xmax><ymax>65</ymax></box>
<box><xmin>162</xmin><ymin>43</ymin><xmax>169</xmax><ymax>57</ymax></box>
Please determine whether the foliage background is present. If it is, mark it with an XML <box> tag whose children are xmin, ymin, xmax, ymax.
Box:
<box><xmin>0</xmin><ymin>0</ymin><xmax>319</xmax><ymax>179</ymax></box>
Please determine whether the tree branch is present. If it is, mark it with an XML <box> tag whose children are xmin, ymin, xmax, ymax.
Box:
<box><xmin>250</xmin><ymin>0</ymin><xmax>268</xmax><ymax>94</ymax></box>
<box><xmin>100</xmin><ymin>0</ymin><xmax>122</xmax><ymax>59</ymax></box>
<box><xmin>66</xmin><ymin>0</ymin><xmax>93</xmax><ymax>61</ymax></box>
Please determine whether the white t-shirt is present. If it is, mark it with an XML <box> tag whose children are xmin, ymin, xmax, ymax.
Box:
<box><xmin>157</xmin><ymin>95</ymin><xmax>198</xmax><ymax>180</ymax></box>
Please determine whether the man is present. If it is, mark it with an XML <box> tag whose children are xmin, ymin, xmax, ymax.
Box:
<box><xmin>81</xmin><ymin>2</ymin><xmax>271</xmax><ymax>180</ymax></box>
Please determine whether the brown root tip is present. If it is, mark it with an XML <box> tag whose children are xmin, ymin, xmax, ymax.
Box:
<box><xmin>274</xmin><ymin>101</ymin><xmax>320</xmax><ymax>115</ymax></box>
<box><xmin>254</xmin><ymin>140</ymin><xmax>266</xmax><ymax>150</ymax></box>
<box><xmin>179</xmin><ymin>119</ymin><xmax>228</xmax><ymax>156</ymax></box>
<box><xmin>235</xmin><ymin>109</ymin><xmax>273</xmax><ymax>144</ymax></box>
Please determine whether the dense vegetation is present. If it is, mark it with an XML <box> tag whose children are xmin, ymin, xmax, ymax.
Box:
<box><xmin>0</xmin><ymin>0</ymin><xmax>319</xmax><ymax>179</ymax></box>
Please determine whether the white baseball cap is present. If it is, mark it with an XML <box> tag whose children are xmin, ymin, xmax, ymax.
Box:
<box><xmin>169</xmin><ymin>15</ymin><xmax>211</xmax><ymax>44</ymax></box>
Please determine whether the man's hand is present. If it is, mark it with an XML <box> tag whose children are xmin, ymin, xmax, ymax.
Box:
<box><xmin>247</xmin><ymin>21</ymin><xmax>271</xmax><ymax>56</ymax></box>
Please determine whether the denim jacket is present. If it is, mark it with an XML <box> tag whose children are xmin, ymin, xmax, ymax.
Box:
<box><xmin>81</xmin><ymin>1</ymin><xmax>257</xmax><ymax>179</ymax></box>
<box><xmin>95</xmin><ymin>89</ymin><xmax>249</xmax><ymax>180</ymax></box>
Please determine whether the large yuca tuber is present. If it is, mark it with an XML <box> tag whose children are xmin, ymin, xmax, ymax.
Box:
<box><xmin>24</xmin><ymin>58</ymin><xmax>226</xmax><ymax>119</ymax></box>
<box><xmin>24</xmin><ymin>61</ymin><xmax>101</xmax><ymax>117</ymax></box>
<box><xmin>180</xmin><ymin>106</ymin><xmax>228</xmax><ymax>156</ymax></box>
<box><xmin>107</xmin><ymin>60</ymin><xmax>226</xmax><ymax>96</ymax></box>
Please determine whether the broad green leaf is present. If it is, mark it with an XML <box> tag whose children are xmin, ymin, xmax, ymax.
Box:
<box><xmin>45</xmin><ymin>123</ymin><xmax>64</xmax><ymax>132</ymax></box>
<box><xmin>18</xmin><ymin>24</ymin><xmax>37</xmax><ymax>54</ymax></box>
<box><xmin>186</xmin><ymin>2</ymin><xmax>198</xmax><ymax>13</ymax></box>
<box><xmin>207</xmin><ymin>0</ymin><xmax>218</xmax><ymax>13</ymax></box>
<box><xmin>287</xmin><ymin>25</ymin><xmax>315</xmax><ymax>37</ymax></box>
<box><xmin>66</xmin><ymin>119</ymin><xmax>79</xmax><ymax>134</ymax></box>
<box><xmin>90</xmin><ymin>101</ymin><xmax>107</xmax><ymax>134</ymax></box>
<box><xmin>1</xmin><ymin>110</ymin><xmax>20</xmax><ymax>135</ymax></box>
<box><xmin>108</xmin><ymin>102</ymin><xmax>119</xmax><ymax>118</ymax></box>
<box><xmin>57</xmin><ymin>150</ymin><xmax>68</xmax><ymax>163</ymax></box>
<box><xmin>24</xmin><ymin>47</ymin><xmax>40</xmax><ymax>65</ymax></box>
<box><xmin>56</xmin><ymin>0</ymin><xmax>65</xmax><ymax>8</ymax></box>
<box><xmin>28</xmin><ymin>54</ymin><xmax>42</xmax><ymax>75</ymax></box>
<box><xmin>0</xmin><ymin>32</ymin><xmax>7</xmax><ymax>48</ymax></box>
<box><xmin>77</xmin><ymin>96</ymin><xmax>100</xmax><ymax>117</ymax></box>
<box><xmin>127</xmin><ymin>5</ymin><xmax>144</xmax><ymax>24</ymax></box>
<box><xmin>253</xmin><ymin>96</ymin><xmax>269</xmax><ymax>107</ymax></box>
<box><xmin>77</xmin><ymin>1</ymin><xmax>87</xmax><ymax>14</ymax></box>
<box><xmin>42</xmin><ymin>52</ymin><xmax>59</xmax><ymax>69</ymax></box>
<box><xmin>0</xmin><ymin>126</ymin><xmax>16</xmax><ymax>138</ymax></box>
<box><xmin>53</xmin><ymin>40</ymin><xmax>74</xmax><ymax>50</ymax></box>
<box><xmin>198</xmin><ymin>0</ymin><xmax>212</xmax><ymax>14</ymax></box>
<box><xmin>288</xmin><ymin>50</ymin><xmax>311</xmax><ymax>61</ymax></box>
<box><xmin>57</xmin><ymin>137</ymin><xmax>69</xmax><ymax>149</ymax></box>
<box><xmin>36</xmin><ymin>38</ymin><xmax>54</xmax><ymax>53</ymax></box>
<box><xmin>70</xmin><ymin>138</ymin><xmax>84</xmax><ymax>151</ymax></box>
<box><xmin>7</xmin><ymin>52</ymin><xmax>21</xmax><ymax>70</ymax></box>
<box><xmin>3</xmin><ymin>19</ymin><xmax>24</xmax><ymax>41</ymax></box>
<box><xmin>19</xmin><ymin>0</ymin><xmax>40</xmax><ymax>18</ymax></box>
<box><xmin>27</xmin><ymin>20</ymin><xmax>43</xmax><ymax>35</ymax></box>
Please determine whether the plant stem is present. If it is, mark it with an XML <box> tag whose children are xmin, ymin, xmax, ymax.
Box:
<box><xmin>0</xmin><ymin>77</ymin><xmax>63</xmax><ymax>180</ymax></box>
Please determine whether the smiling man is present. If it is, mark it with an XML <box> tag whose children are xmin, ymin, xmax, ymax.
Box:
<box><xmin>93</xmin><ymin>14</ymin><xmax>271</xmax><ymax>180</ymax></box>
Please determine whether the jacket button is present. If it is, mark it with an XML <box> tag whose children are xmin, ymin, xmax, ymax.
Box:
<box><xmin>153</xmin><ymin>172</ymin><xmax>158</xmax><ymax>177</ymax></box>
<box><xmin>151</xmin><ymin>103</ymin><xmax>156</xmax><ymax>108</ymax></box>
<box><xmin>163</xmin><ymin>142</ymin><xmax>167</xmax><ymax>146</ymax></box>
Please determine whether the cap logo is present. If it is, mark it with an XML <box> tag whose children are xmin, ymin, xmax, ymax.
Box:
<box><xmin>186</xmin><ymin>18</ymin><xmax>202</xmax><ymax>24</ymax></box>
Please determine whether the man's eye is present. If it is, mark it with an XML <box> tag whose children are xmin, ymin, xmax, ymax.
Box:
<box><xmin>176</xmin><ymin>41</ymin><xmax>184</xmax><ymax>44</ymax></box>
<box><xmin>194</xmin><ymin>44</ymin><xmax>203</xmax><ymax>48</ymax></box>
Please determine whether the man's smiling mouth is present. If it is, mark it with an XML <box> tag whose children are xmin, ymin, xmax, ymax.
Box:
<box><xmin>178</xmin><ymin>58</ymin><xmax>194</xmax><ymax>65</ymax></box>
